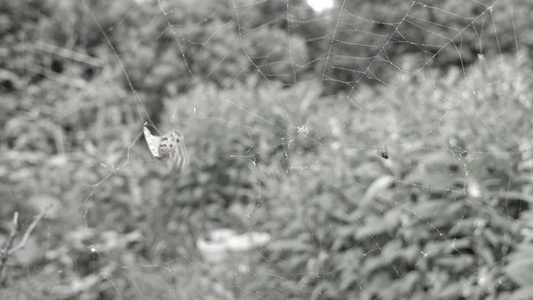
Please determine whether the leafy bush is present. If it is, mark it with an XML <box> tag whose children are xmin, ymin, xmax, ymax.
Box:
<box><xmin>260</xmin><ymin>53</ymin><xmax>532</xmax><ymax>299</ymax></box>
<box><xmin>2</xmin><ymin>0</ymin><xmax>533</xmax><ymax>299</ymax></box>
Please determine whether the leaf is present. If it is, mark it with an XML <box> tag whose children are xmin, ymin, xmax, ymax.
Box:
<box><xmin>504</xmin><ymin>254</ymin><xmax>533</xmax><ymax>286</ymax></box>
<box><xmin>448</xmin><ymin>219</ymin><xmax>474</xmax><ymax>236</ymax></box>
<box><xmin>434</xmin><ymin>282</ymin><xmax>462</xmax><ymax>298</ymax></box>
<box><xmin>478</xmin><ymin>246</ymin><xmax>496</xmax><ymax>265</ymax></box>
<box><xmin>356</xmin><ymin>215</ymin><xmax>389</xmax><ymax>239</ymax></box>
<box><xmin>434</xmin><ymin>255</ymin><xmax>474</xmax><ymax>271</ymax></box>
<box><xmin>405</xmin><ymin>173</ymin><xmax>458</xmax><ymax>190</ymax></box>
<box><xmin>483</xmin><ymin>228</ymin><xmax>500</xmax><ymax>248</ymax></box>
<box><xmin>410</xmin><ymin>200</ymin><xmax>449</xmax><ymax>220</ymax></box>
<box><xmin>360</xmin><ymin>175</ymin><xmax>394</xmax><ymax>207</ymax></box>
<box><xmin>363</xmin><ymin>272</ymin><xmax>395</xmax><ymax>299</ymax></box>
<box><xmin>497</xmin><ymin>191</ymin><xmax>533</xmax><ymax>204</ymax></box>
<box><xmin>310</xmin><ymin>280</ymin><xmax>336</xmax><ymax>300</ymax></box>
<box><xmin>508</xmin><ymin>286</ymin><xmax>533</xmax><ymax>300</ymax></box>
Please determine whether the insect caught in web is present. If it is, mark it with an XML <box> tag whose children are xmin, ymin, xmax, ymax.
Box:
<box><xmin>143</xmin><ymin>122</ymin><xmax>189</xmax><ymax>172</ymax></box>
<box><xmin>375</xmin><ymin>146</ymin><xmax>389</xmax><ymax>159</ymax></box>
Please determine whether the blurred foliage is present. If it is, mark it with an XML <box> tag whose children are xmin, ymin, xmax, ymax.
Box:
<box><xmin>3</xmin><ymin>0</ymin><xmax>531</xmax><ymax>97</ymax></box>
<box><xmin>318</xmin><ymin>0</ymin><xmax>533</xmax><ymax>93</ymax></box>
<box><xmin>262</xmin><ymin>52</ymin><xmax>533</xmax><ymax>300</ymax></box>
<box><xmin>1</xmin><ymin>0</ymin><xmax>533</xmax><ymax>299</ymax></box>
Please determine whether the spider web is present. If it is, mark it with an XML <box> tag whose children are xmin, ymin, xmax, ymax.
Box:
<box><xmin>2</xmin><ymin>0</ymin><xmax>533</xmax><ymax>299</ymax></box>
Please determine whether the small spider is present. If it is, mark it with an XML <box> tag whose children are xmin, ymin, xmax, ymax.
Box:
<box><xmin>376</xmin><ymin>146</ymin><xmax>389</xmax><ymax>159</ymax></box>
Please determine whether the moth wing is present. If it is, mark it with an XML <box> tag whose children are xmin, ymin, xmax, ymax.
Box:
<box><xmin>159</xmin><ymin>129</ymin><xmax>187</xmax><ymax>171</ymax></box>
<box><xmin>143</xmin><ymin>125</ymin><xmax>161</xmax><ymax>158</ymax></box>
<box><xmin>168</xmin><ymin>142</ymin><xmax>188</xmax><ymax>172</ymax></box>
<box><xmin>158</xmin><ymin>128</ymin><xmax>182</xmax><ymax>158</ymax></box>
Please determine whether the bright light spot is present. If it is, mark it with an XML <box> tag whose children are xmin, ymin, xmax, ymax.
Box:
<box><xmin>307</xmin><ymin>0</ymin><xmax>334</xmax><ymax>12</ymax></box>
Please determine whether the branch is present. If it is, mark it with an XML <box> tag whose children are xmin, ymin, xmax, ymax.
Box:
<box><xmin>0</xmin><ymin>212</ymin><xmax>19</xmax><ymax>279</ymax></box>
<box><xmin>35</xmin><ymin>41</ymin><xmax>102</xmax><ymax>67</ymax></box>
<box><xmin>8</xmin><ymin>206</ymin><xmax>51</xmax><ymax>255</ymax></box>
<box><xmin>0</xmin><ymin>205</ymin><xmax>51</xmax><ymax>279</ymax></box>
